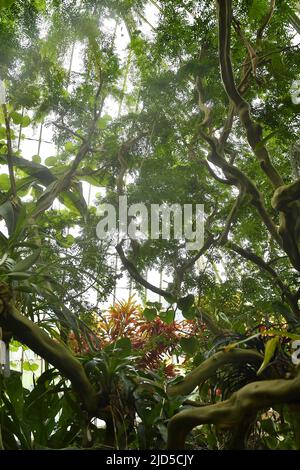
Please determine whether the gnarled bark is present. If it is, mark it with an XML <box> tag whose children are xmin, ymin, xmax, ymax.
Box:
<box><xmin>167</xmin><ymin>372</ymin><xmax>300</xmax><ymax>449</ymax></box>
<box><xmin>167</xmin><ymin>348</ymin><xmax>263</xmax><ymax>397</ymax></box>
<box><xmin>216</xmin><ymin>0</ymin><xmax>300</xmax><ymax>272</ymax></box>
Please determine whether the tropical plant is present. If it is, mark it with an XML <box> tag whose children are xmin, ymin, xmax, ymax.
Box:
<box><xmin>0</xmin><ymin>0</ymin><xmax>300</xmax><ymax>451</ymax></box>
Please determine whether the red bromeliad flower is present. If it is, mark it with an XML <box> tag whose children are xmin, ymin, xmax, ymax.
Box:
<box><xmin>68</xmin><ymin>297</ymin><xmax>205</xmax><ymax>377</ymax></box>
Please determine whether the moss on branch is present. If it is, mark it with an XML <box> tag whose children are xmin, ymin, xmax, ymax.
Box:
<box><xmin>272</xmin><ymin>180</ymin><xmax>300</xmax><ymax>211</ymax></box>
<box><xmin>167</xmin><ymin>348</ymin><xmax>263</xmax><ymax>397</ymax></box>
<box><xmin>167</xmin><ymin>373</ymin><xmax>300</xmax><ymax>449</ymax></box>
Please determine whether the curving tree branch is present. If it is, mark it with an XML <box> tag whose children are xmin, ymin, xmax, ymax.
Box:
<box><xmin>167</xmin><ymin>348</ymin><xmax>263</xmax><ymax>397</ymax></box>
<box><xmin>272</xmin><ymin>179</ymin><xmax>300</xmax><ymax>211</ymax></box>
<box><xmin>203</xmin><ymin>133</ymin><xmax>281</xmax><ymax>246</ymax></box>
<box><xmin>216</xmin><ymin>0</ymin><xmax>283</xmax><ymax>189</ymax></box>
<box><xmin>218</xmin><ymin>188</ymin><xmax>245</xmax><ymax>245</ymax></box>
<box><xmin>167</xmin><ymin>372</ymin><xmax>300</xmax><ymax>449</ymax></box>
<box><xmin>216</xmin><ymin>0</ymin><xmax>300</xmax><ymax>272</ymax></box>
<box><xmin>256</xmin><ymin>0</ymin><xmax>276</xmax><ymax>41</ymax></box>
<box><xmin>116</xmin><ymin>241</ymin><xmax>173</xmax><ymax>299</ymax></box>
<box><xmin>0</xmin><ymin>288</ymin><xmax>100</xmax><ymax>415</ymax></box>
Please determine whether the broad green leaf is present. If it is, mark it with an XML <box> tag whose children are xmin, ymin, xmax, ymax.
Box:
<box><xmin>9</xmin><ymin>204</ymin><xmax>27</xmax><ymax>247</ymax></box>
<box><xmin>136</xmin><ymin>376</ymin><xmax>166</xmax><ymax>396</ymax></box>
<box><xmin>64</xmin><ymin>142</ymin><xmax>75</xmax><ymax>152</ymax></box>
<box><xmin>159</xmin><ymin>309</ymin><xmax>175</xmax><ymax>324</ymax></box>
<box><xmin>14</xmin><ymin>285</ymin><xmax>39</xmax><ymax>294</ymax></box>
<box><xmin>182</xmin><ymin>306</ymin><xmax>197</xmax><ymax>320</ymax></box>
<box><xmin>0</xmin><ymin>155</ymin><xmax>56</xmax><ymax>186</ymax></box>
<box><xmin>177</xmin><ymin>294</ymin><xmax>194</xmax><ymax>313</ymax></box>
<box><xmin>143</xmin><ymin>307</ymin><xmax>157</xmax><ymax>321</ymax></box>
<box><xmin>6</xmin><ymin>272</ymin><xmax>32</xmax><ymax>280</ymax></box>
<box><xmin>15</xmin><ymin>176</ymin><xmax>36</xmax><ymax>194</ymax></box>
<box><xmin>0</xmin><ymin>200</ymin><xmax>15</xmax><ymax>235</ymax></box>
<box><xmin>21</xmin><ymin>116</ymin><xmax>31</xmax><ymax>127</ymax></box>
<box><xmin>23</xmin><ymin>361</ymin><xmax>39</xmax><ymax>372</ymax></box>
<box><xmin>45</xmin><ymin>156</ymin><xmax>57</xmax><ymax>167</ymax></box>
<box><xmin>0</xmin><ymin>173</ymin><xmax>10</xmax><ymax>190</ymax></box>
<box><xmin>0</xmin><ymin>232</ymin><xmax>8</xmax><ymax>250</ymax></box>
<box><xmin>79</xmin><ymin>172</ymin><xmax>110</xmax><ymax>187</ymax></box>
<box><xmin>37</xmin><ymin>180</ymin><xmax>58</xmax><ymax>201</ymax></box>
<box><xmin>4</xmin><ymin>372</ymin><xmax>24</xmax><ymax>419</ymax></box>
<box><xmin>97</xmin><ymin>114</ymin><xmax>111</xmax><ymax>129</ymax></box>
<box><xmin>0</xmin><ymin>127</ymin><xmax>6</xmax><ymax>139</ymax></box>
<box><xmin>271</xmin><ymin>301</ymin><xmax>297</xmax><ymax>324</ymax></box>
<box><xmin>179</xmin><ymin>337</ymin><xmax>199</xmax><ymax>355</ymax></box>
<box><xmin>32</xmin><ymin>155</ymin><xmax>41</xmax><ymax>164</ymax></box>
<box><xmin>12</xmin><ymin>249</ymin><xmax>41</xmax><ymax>272</ymax></box>
<box><xmin>257</xmin><ymin>337</ymin><xmax>280</xmax><ymax>375</ymax></box>
<box><xmin>164</xmin><ymin>293</ymin><xmax>176</xmax><ymax>304</ymax></box>
<box><xmin>58</xmin><ymin>184</ymin><xmax>87</xmax><ymax>218</ymax></box>
<box><xmin>55</xmin><ymin>233</ymin><xmax>75</xmax><ymax>248</ymax></box>
<box><xmin>0</xmin><ymin>252</ymin><xmax>8</xmax><ymax>265</ymax></box>
<box><xmin>116</xmin><ymin>337</ymin><xmax>132</xmax><ymax>352</ymax></box>
<box><xmin>10</xmin><ymin>111</ymin><xmax>23</xmax><ymax>125</ymax></box>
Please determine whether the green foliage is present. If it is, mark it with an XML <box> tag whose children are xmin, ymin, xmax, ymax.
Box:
<box><xmin>0</xmin><ymin>0</ymin><xmax>299</xmax><ymax>451</ymax></box>
<box><xmin>257</xmin><ymin>336</ymin><xmax>280</xmax><ymax>375</ymax></box>
<box><xmin>179</xmin><ymin>337</ymin><xmax>199</xmax><ymax>355</ymax></box>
